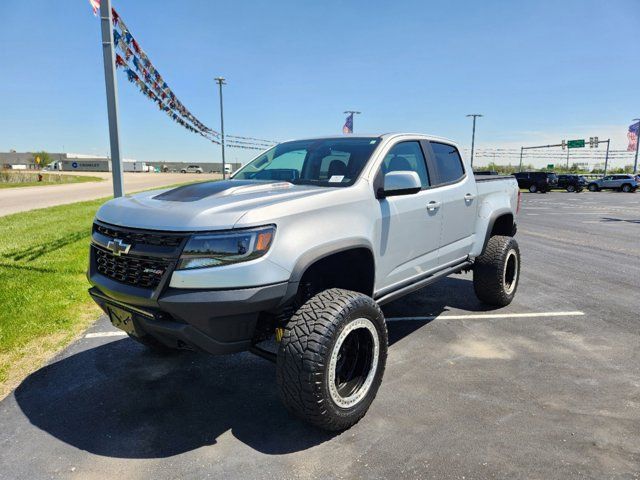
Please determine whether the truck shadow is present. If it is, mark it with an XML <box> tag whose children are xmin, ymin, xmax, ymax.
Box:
<box><xmin>14</xmin><ymin>276</ymin><xmax>492</xmax><ymax>459</ymax></box>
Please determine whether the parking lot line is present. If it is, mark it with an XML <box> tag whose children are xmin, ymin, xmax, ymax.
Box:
<box><xmin>386</xmin><ymin>311</ymin><xmax>585</xmax><ymax>322</ymax></box>
<box><xmin>85</xmin><ymin>331</ymin><xmax>127</xmax><ymax>338</ymax></box>
<box><xmin>84</xmin><ymin>311</ymin><xmax>587</xmax><ymax>337</ymax></box>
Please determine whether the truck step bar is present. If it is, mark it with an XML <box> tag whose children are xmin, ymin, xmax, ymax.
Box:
<box><xmin>375</xmin><ymin>260</ymin><xmax>473</xmax><ymax>306</ymax></box>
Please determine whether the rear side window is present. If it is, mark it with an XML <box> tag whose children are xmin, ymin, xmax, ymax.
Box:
<box><xmin>430</xmin><ymin>142</ymin><xmax>465</xmax><ymax>184</ymax></box>
<box><xmin>381</xmin><ymin>141</ymin><xmax>430</xmax><ymax>188</ymax></box>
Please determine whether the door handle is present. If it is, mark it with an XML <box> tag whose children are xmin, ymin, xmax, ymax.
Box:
<box><xmin>464</xmin><ymin>193</ymin><xmax>475</xmax><ymax>201</ymax></box>
<box><xmin>426</xmin><ymin>201</ymin><xmax>441</xmax><ymax>211</ymax></box>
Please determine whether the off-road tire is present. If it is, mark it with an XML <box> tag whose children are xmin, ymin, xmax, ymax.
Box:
<box><xmin>128</xmin><ymin>333</ymin><xmax>177</xmax><ymax>354</ymax></box>
<box><xmin>528</xmin><ymin>184</ymin><xmax>538</xmax><ymax>193</ymax></box>
<box><xmin>473</xmin><ymin>235</ymin><xmax>520</xmax><ymax>307</ymax></box>
<box><xmin>588</xmin><ymin>183</ymin><xmax>599</xmax><ymax>192</ymax></box>
<box><xmin>276</xmin><ymin>288</ymin><xmax>388</xmax><ymax>431</ymax></box>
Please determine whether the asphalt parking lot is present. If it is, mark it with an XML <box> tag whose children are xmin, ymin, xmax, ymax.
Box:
<box><xmin>0</xmin><ymin>191</ymin><xmax>638</xmax><ymax>479</ymax></box>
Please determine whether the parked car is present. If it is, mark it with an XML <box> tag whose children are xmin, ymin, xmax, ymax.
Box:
<box><xmin>88</xmin><ymin>133</ymin><xmax>521</xmax><ymax>431</ymax></box>
<box><xmin>513</xmin><ymin>171</ymin><xmax>558</xmax><ymax>193</ymax></box>
<box><xmin>180</xmin><ymin>165</ymin><xmax>203</xmax><ymax>173</ymax></box>
<box><xmin>587</xmin><ymin>174</ymin><xmax>638</xmax><ymax>193</ymax></box>
<box><xmin>555</xmin><ymin>174</ymin><xmax>587</xmax><ymax>192</ymax></box>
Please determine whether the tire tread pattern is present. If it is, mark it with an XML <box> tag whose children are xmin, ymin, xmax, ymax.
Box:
<box><xmin>276</xmin><ymin>288</ymin><xmax>387</xmax><ymax>431</ymax></box>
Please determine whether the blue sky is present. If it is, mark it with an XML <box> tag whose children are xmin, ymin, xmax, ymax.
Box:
<box><xmin>1</xmin><ymin>0</ymin><xmax>638</xmax><ymax>166</ymax></box>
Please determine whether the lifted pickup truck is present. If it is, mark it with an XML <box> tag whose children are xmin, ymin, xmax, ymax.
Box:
<box><xmin>88</xmin><ymin>134</ymin><xmax>521</xmax><ymax>430</ymax></box>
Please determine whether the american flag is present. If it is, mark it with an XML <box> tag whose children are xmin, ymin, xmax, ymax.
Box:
<box><xmin>88</xmin><ymin>0</ymin><xmax>100</xmax><ymax>16</ymax></box>
<box><xmin>628</xmin><ymin>121</ymin><xmax>639</xmax><ymax>152</ymax></box>
<box><xmin>343</xmin><ymin>113</ymin><xmax>353</xmax><ymax>134</ymax></box>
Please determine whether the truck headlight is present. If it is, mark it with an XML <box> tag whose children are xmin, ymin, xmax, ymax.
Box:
<box><xmin>177</xmin><ymin>226</ymin><xmax>275</xmax><ymax>270</ymax></box>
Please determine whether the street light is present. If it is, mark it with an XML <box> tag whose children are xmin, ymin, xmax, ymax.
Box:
<box><xmin>466</xmin><ymin>114</ymin><xmax>483</xmax><ymax>166</ymax></box>
<box><xmin>215</xmin><ymin>77</ymin><xmax>226</xmax><ymax>179</ymax></box>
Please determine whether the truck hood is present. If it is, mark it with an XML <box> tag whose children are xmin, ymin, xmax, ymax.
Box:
<box><xmin>95</xmin><ymin>180</ymin><xmax>333</xmax><ymax>231</ymax></box>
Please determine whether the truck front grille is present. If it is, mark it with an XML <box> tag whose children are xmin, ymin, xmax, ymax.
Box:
<box><xmin>93</xmin><ymin>223</ymin><xmax>184</xmax><ymax>247</ymax></box>
<box><xmin>94</xmin><ymin>246</ymin><xmax>169</xmax><ymax>289</ymax></box>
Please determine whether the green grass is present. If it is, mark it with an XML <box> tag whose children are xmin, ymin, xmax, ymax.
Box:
<box><xmin>0</xmin><ymin>198</ymin><xmax>107</xmax><ymax>396</ymax></box>
<box><xmin>0</xmin><ymin>171</ymin><xmax>103</xmax><ymax>188</ymax></box>
<box><xmin>0</xmin><ymin>179</ymin><xmax>211</xmax><ymax>398</ymax></box>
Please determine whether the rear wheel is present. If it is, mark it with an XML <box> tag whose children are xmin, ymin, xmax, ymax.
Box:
<box><xmin>528</xmin><ymin>184</ymin><xmax>538</xmax><ymax>193</ymax></box>
<box><xmin>473</xmin><ymin>236</ymin><xmax>520</xmax><ymax>307</ymax></box>
<box><xmin>277</xmin><ymin>288</ymin><xmax>388</xmax><ymax>431</ymax></box>
<box><xmin>622</xmin><ymin>183</ymin><xmax>632</xmax><ymax>193</ymax></box>
<box><xmin>566</xmin><ymin>184</ymin><xmax>575</xmax><ymax>192</ymax></box>
<box><xmin>588</xmin><ymin>183</ymin><xmax>599</xmax><ymax>192</ymax></box>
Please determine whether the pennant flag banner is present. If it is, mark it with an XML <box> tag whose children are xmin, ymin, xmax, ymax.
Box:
<box><xmin>92</xmin><ymin>2</ymin><xmax>279</xmax><ymax>150</ymax></box>
<box><xmin>628</xmin><ymin>121</ymin><xmax>639</xmax><ymax>152</ymax></box>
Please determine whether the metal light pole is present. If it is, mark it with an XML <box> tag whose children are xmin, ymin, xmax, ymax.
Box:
<box><xmin>466</xmin><ymin>114</ymin><xmax>483</xmax><ymax>167</ymax></box>
<box><xmin>519</xmin><ymin>146</ymin><xmax>524</xmax><ymax>172</ymax></box>
<box><xmin>343</xmin><ymin>110</ymin><xmax>361</xmax><ymax>132</ymax></box>
<box><xmin>99</xmin><ymin>0</ymin><xmax>124</xmax><ymax>197</ymax></box>
<box><xmin>215</xmin><ymin>77</ymin><xmax>227</xmax><ymax>179</ymax></box>
<box><xmin>633</xmin><ymin>118</ymin><xmax>640</xmax><ymax>174</ymax></box>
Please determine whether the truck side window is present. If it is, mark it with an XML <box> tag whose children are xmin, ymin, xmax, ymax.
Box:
<box><xmin>381</xmin><ymin>141</ymin><xmax>430</xmax><ymax>188</ymax></box>
<box><xmin>430</xmin><ymin>142</ymin><xmax>465</xmax><ymax>185</ymax></box>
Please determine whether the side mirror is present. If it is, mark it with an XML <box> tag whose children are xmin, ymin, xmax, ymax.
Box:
<box><xmin>378</xmin><ymin>171</ymin><xmax>422</xmax><ymax>198</ymax></box>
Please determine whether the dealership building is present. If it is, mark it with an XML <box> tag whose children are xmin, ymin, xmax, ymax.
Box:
<box><xmin>0</xmin><ymin>152</ymin><xmax>241</xmax><ymax>173</ymax></box>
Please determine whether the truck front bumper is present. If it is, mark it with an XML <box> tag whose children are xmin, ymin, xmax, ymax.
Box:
<box><xmin>88</xmin><ymin>281</ymin><xmax>290</xmax><ymax>355</ymax></box>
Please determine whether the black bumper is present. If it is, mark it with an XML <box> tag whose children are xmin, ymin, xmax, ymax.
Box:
<box><xmin>89</xmin><ymin>281</ymin><xmax>289</xmax><ymax>355</ymax></box>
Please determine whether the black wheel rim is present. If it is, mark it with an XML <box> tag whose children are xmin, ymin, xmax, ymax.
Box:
<box><xmin>335</xmin><ymin>328</ymin><xmax>374</xmax><ymax>398</ymax></box>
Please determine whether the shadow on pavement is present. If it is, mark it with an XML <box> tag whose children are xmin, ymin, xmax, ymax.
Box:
<box><xmin>14</xmin><ymin>275</ymin><xmax>493</xmax><ymax>459</ymax></box>
<box><xmin>15</xmin><ymin>339</ymin><xmax>336</xmax><ymax>458</ymax></box>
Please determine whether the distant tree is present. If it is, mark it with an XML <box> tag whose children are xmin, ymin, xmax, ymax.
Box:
<box><xmin>33</xmin><ymin>151</ymin><xmax>51</xmax><ymax>169</ymax></box>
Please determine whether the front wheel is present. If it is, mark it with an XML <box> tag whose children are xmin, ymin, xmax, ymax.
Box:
<box><xmin>588</xmin><ymin>183</ymin><xmax>599</xmax><ymax>192</ymax></box>
<box><xmin>473</xmin><ymin>236</ymin><xmax>521</xmax><ymax>307</ymax></box>
<box><xmin>277</xmin><ymin>289</ymin><xmax>388</xmax><ymax>431</ymax></box>
<box><xmin>566</xmin><ymin>185</ymin><xmax>575</xmax><ymax>192</ymax></box>
<box><xmin>528</xmin><ymin>184</ymin><xmax>538</xmax><ymax>193</ymax></box>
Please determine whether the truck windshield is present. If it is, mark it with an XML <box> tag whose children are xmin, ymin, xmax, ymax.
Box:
<box><xmin>232</xmin><ymin>137</ymin><xmax>380</xmax><ymax>187</ymax></box>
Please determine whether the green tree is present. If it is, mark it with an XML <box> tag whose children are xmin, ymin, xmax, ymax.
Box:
<box><xmin>33</xmin><ymin>151</ymin><xmax>51</xmax><ymax>169</ymax></box>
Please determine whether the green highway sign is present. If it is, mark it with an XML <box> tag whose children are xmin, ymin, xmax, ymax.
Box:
<box><xmin>567</xmin><ymin>139</ymin><xmax>585</xmax><ymax>149</ymax></box>
<box><xmin>547</xmin><ymin>164</ymin><xmax>554</xmax><ymax>169</ymax></box>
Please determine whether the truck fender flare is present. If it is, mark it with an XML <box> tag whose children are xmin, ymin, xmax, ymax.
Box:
<box><xmin>480</xmin><ymin>209</ymin><xmax>515</xmax><ymax>256</ymax></box>
<box><xmin>289</xmin><ymin>238</ymin><xmax>375</xmax><ymax>283</ymax></box>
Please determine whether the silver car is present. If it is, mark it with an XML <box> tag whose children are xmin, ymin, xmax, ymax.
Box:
<box><xmin>588</xmin><ymin>174</ymin><xmax>638</xmax><ymax>193</ymax></box>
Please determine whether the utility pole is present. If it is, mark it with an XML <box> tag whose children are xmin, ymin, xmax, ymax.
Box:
<box><xmin>519</xmin><ymin>146</ymin><xmax>524</xmax><ymax>172</ymax></box>
<box><xmin>215</xmin><ymin>77</ymin><xmax>227</xmax><ymax>179</ymax></box>
<box><xmin>633</xmin><ymin>119</ymin><xmax>640</xmax><ymax>174</ymax></box>
<box><xmin>99</xmin><ymin>0</ymin><xmax>124</xmax><ymax>197</ymax></box>
<box><xmin>466</xmin><ymin>114</ymin><xmax>483</xmax><ymax>167</ymax></box>
<box><xmin>603</xmin><ymin>139</ymin><xmax>611</xmax><ymax>177</ymax></box>
<box><xmin>343</xmin><ymin>110</ymin><xmax>361</xmax><ymax>133</ymax></box>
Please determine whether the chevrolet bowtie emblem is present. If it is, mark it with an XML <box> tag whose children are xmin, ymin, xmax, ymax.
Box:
<box><xmin>106</xmin><ymin>238</ymin><xmax>131</xmax><ymax>256</ymax></box>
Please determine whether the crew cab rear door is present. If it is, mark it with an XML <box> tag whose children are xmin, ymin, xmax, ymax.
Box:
<box><xmin>423</xmin><ymin>141</ymin><xmax>477</xmax><ymax>265</ymax></box>
<box><xmin>375</xmin><ymin>140</ymin><xmax>443</xmax><ymax>291</ymax></box>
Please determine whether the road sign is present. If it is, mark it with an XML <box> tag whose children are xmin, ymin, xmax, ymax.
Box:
<box><xmin>547</xmin><ymin>164</ymin><xmax>554</xmax><ymax>169</ymax></box>
<box><xmin>561</xmin><ymin>140</ymin><xmax>566</xmax><ymax>150</ymax></box>
<box><xmin>567</xmin><ymin>139</ymin><xmax>585</xmax><ymax>149</ymax></box>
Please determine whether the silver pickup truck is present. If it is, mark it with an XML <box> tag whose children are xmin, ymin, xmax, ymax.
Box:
<box><xmin>88</xmin><ymin>133</ymin><xmax>521</xmax><ymax>430</ymax></box>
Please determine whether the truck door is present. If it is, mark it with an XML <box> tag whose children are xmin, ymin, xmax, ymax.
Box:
<box><xmin>375</xmin><ymin>141</ymin><xmax>443</xmax><ymax>291</ymax></box>
<box><xmin>424</xmin><ymin>141</ymin><xmax>477</xmax><ymax>265</ymax></box>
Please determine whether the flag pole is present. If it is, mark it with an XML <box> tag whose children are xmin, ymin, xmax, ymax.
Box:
<box><xmin>633</xmin><ymin>119</ymin><xmax>640</xmax><ymax>175</ymax></box>
<box><xmin>100</xmin><ymin>0</ymin><xmax>124</xmax><ymax>197</ymax></box>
